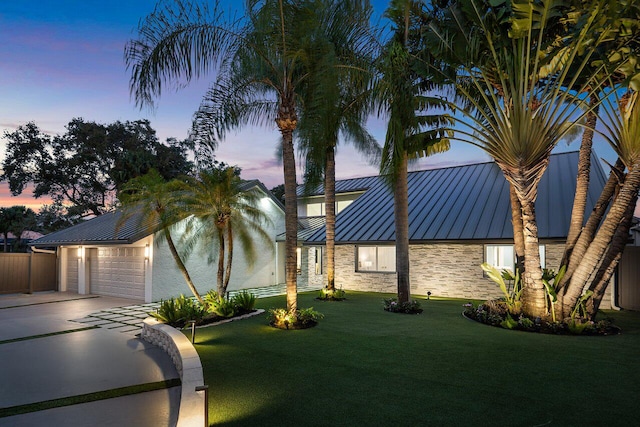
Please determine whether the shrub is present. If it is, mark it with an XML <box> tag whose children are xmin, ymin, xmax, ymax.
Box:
<box><xmin>518</xmin><ymin>315</ymin><xmax>535</xmax><ymax>330</ymax></box>
<box><xmin>203</xmin><ymin>290</ymin><xmax>221</xmax><ymax>308</ymax></box>
<box><xmin>210</xmin><ymin>297</ymin><xmax>236</xmax><ymax>318</ymax></box>
<box><xmin>151</xmin><ymin>298</ymin><xmax>183</xmax><ymax>325</ymax></box>
<box><xmin>150</xmin><ymin>294</ymin><xmax>206</xmax><ymax>327</ymax></box>
<box><xmin>232</xmin><ymin>291</ymin><xmax>257</xmax><ymax>312</ymax></box>
<box><xmin>268</xmin><ymin>307</ymin><xmax>324</xmax><ymax>330</ymax></box>
<box><xmin>383</xmin><ymin>298</ymin><xmax>423</xmax><ymax>314</ymax></box>
<box><xmin>317</xmin><ymin>287</ymin><xmax>346</xmax><ymax>301</ymax></box>
<box><xmin>500</xmin><ymin>313</ymin><xmax>518</xmax><ymax>329</ymax></box>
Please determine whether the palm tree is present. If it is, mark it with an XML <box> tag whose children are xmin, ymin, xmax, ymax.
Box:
<box><xmin>296</xmin><ymin>0</ymin><xmax>379</xmax><ymax>293</ymax></box>
<box><xmin>371</xmin><ymin>0</ymin><xmax>453</xmax><ymax>304</ymax></box>
<box><xmin>561</xmin><ymin>89</ymin><xmax>640</xmax><ymax>317</ymax></box>
<box><xmin>427</xmin><ymin>0</ymin><xmax>615</xmax><ymax>317</ymax></box>
<box><xmin>127</xmin><ymin>0</ymin><xmax>349</xmax><ymax>314</ymax></box>
<box><xmin>118</xmin><ymin>170</ymin><xmax>203</xmax><ymax>302</ymax></box>
<box><xmin>0</xmin><ymin>206</ymin><xmax>37</xmax><ymax>252</ymax></box>
<box><xmin>176</xmin><ymin>165</ymin><xmax>274</xmax><ymax>296</ymax></box>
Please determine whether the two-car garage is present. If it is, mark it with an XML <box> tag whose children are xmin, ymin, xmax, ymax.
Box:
<box><xmin>30</xmin><ymin>211</ymin><xmax>154</xmax><ymax>302</ymax></box>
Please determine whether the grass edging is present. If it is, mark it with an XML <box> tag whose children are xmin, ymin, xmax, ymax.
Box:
<box><xmin>0</xmin><ymin>326</ymin><xmax>100</xmax><ymax>345</ymax></box>
<box><xmin>0</xmin><ymin>295</ymin><xmax>100</xmax><ymax>310</ymax></box>
<box><xmin>0</xmin><ymin>378</ymin><xmax>181</xmax><ymax>418</ymax></box>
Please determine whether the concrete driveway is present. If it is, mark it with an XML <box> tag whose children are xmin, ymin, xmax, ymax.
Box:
<box><xmin>0</xmin><ymin>292</ymin><xmax>180</xmax><ymax>427</ymax></box>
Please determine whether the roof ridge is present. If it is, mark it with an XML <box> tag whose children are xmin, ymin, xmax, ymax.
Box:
<box><xmin>300</xmin><ymin>151</ymin><xmax>582</xmax><ymax>188</ymax></box>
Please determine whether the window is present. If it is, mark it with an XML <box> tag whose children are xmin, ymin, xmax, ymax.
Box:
<box><xmin>313</xmin><ymin>247</ymin><xmax>324</xmax><ymax>275</ymax></box>
<box><xmin>485</xmin><ymin>244</ymin><xmax>546</xmax><ymax>271</ymax></box>
<box><xmin>485</xmin><ymin>245</ymin><xmax>514</xmax><ymax>271</ymax></box>
<box><xmin>357</xmin><ymin>246</ymin><xmax>396</xmax><ymax>272</ymax></box>
<box><xmin>307</xmin><ymin>200</ymin><xmax>353</xmax><ymax>216</ymax></box>
<box><xmin>307</xmin><ymin>202</ymin><xmax>325</xmax><ymax>216</ymax></box>
<box><xmin>296</xmin><ymin>247</ymin><xmax>302</xmax><ymax>274</ymax></box>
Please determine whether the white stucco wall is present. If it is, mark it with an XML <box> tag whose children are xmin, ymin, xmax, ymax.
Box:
<box><xmin>151</xmin><ymin>196</ymin><xmax>285</xmax><ymax>301</ymax></box>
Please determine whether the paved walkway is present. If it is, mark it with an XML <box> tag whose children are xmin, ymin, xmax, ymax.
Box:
<box><xmin>0</xmin><ymin>293</ymin><xmax>180</xmax><ymax>427</ymax></box>
<box><xmin>71</xmin><ymin>283</ymin><xmax>322</xmax><ymax>335</ymax></box>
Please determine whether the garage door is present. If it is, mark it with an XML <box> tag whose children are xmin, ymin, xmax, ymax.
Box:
<box><xmin>66</xmin><ymin>249</ymin><xmax>78</xmax><ymax>293</ymax></box>
<box><xmin>91</xmin><ymin>247</ymin><xmax>145</xmax><ymax>300</ymax></box>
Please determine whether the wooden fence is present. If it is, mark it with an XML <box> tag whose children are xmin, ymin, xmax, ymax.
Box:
<box><xmin>619</xmin><ymin>247</ymin><xmax>640</xmax><ymax>311</ymax></box>
<box><xmin>0</xmin><ymin>252</ymin><xmax>57</xmax><ymax>294</ymax></box>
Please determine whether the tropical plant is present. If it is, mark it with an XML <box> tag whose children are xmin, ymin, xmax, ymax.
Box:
<box><xmin>383</xmin><ymin>297</ymin><xmax>423</xmax><ymax>314</ymax></box>
<box><xmin>559</xmin><ymin>87</ymin><xmax>640</xmax><ymax>318</ymax></box>
<box><xmin>203</xmin><ymin>290</ymin><xmax>234</xmax><ymax>317</ymax></box>
<box><xmin>151</xmin><ymin>294</ymin><xmax>207</xmax><ymax>327</ymax></box>
<box><xmin>317</xmin><ymin>287</ymin><xmax>346</xmax><ymax>301</ymax></box>
<box><xmin>374</xmin><ymin>0</ymin><xmax>452</xmax><ymax>304</ymax></box>
<box><xmin>0</xmin><ymin>206</ymin><xmax>37</xmax><ymax>253</ymax></box>
<box><xmin>296</xmin><ymin>0</ymin><xmax>380</xmax><ymax>292</ymax></box>
<box><xmin>500</xmin><ymin>313</ymin><xmax>519</xmax><ymax>330</ymax></box>
<box><xmin>427</xmin><ymin>0</ymin><xmax>617</xmax><ymax>318</ymax></box>
<box><xmin>231</xmin><ymin>290</ymin><xmax>257</xmax><ymax>312</ymax></box>
<box><xmin>118</xmin><ymin>169</ymin><xmax>203</xmax><ymax>302</ymax></box>
<box><xmin>127</xmin><ymin>0</ymin><xmax>358</xmax><ymax>315</ymax></box>
<box><xmin>150</xmin><ymin>298</ymin><xmax>183</xmax><ymax>325</ymax></box>
<box><xmin>268</xmin><ymin>306</ymin><xmax>324</xmax><ymax>329</ymax></box>
<box><xmin>481</xmin><ymin>263</ymin><xmax>522</xmax><ymax>315</ymax></box>
<box><xmin>542</xmin><ymin>266</ymin><xmax>565</xmax><ymax>322</ymax></box>
<box><xmin>176</xmin><ymin>165</ymin><xmax>273</xmax><ymax>296</ymax></box>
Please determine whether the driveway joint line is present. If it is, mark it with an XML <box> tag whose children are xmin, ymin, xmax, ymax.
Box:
<box><xmin>0</xmin><ymin>379</ymin><xmax>182</xmax><ymax>418</ymax></box>
<box><xmin>0</xmin><ymin>295</ymin><xmax>100</xmax><ymax>310</ymax></box>
<box><xmin>0</xmin><ymin>326</ymin><xmax>100</xmax><ymax>345</ymax></box>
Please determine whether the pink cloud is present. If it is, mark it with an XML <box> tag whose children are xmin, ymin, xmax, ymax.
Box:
<box><xmin>0</xmin><ymin>182</ymin><xmax>51</xmax><ymax>212</ymax></box>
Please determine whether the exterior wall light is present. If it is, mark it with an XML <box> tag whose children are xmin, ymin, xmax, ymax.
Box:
<box><xmin>144</xmin><ymin>244</ymin><xmax>150</xmax><ymax>261</ymax></box>
<box><xmin>77</xmin><ymin>246</ymin><xmax>83</xmax><ymax>260</ymax></box>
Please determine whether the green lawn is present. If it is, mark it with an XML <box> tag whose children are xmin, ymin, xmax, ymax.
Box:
<box><xmin>192</xmin><ymin>291</ymin><xmax>640</xmax><ymax>426</ymax></box>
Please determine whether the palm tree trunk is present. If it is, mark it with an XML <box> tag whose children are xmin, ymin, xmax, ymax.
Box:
<box><xmin>561</xmin><ymin>166</ymin><xmax>640</xmax><ymax>317</ymax></box>
<box><xmin>558</xmin><ymin>158</ymin><xmax>624</xmax><ymax>296</ymax></box>
<box><xmin>510</xmin><ymin>184</ymin><xmax>525</xmax><ymax>274</ymax></box>
<box><xmin>585</xmin><ymin>197</ymin><xmax>634</xmax><ymax>318</ymax></box>
<box><xmin>395</xmin><ymin>153</ymin><xmax>410</xmax><ymax>304</ymax></box>
<box><xmin>562</xmin><ymin>99</ymin><xmax>599</xmax><ymax>266</ymax></box>
<box><xmin>325</xmin><ymin>145</ymin><xmax>336</xmax><ymax>291</ymax></box>
<box><xmin>164</xmin><ymin>228</ymin><xmax>203</xmax><ymax>303</ymax></box>
<box><xmin>223</xmin><ymin>225</ymin><xmax>233</xmax><ymax>296</ymax></box>
<box><xmin>278</xmin><ymin>111</ymin><xmax>298</xmax><ymax>313</ymax></box>
<box><xmin>518</xmin><ymin>197</ymin><xmax>546</xmax><ymax>317</ymax></box>
<box><xmin>217</xmin><ymin>229</ymin><xmax>225</xmax><ymax>296</ymax></box>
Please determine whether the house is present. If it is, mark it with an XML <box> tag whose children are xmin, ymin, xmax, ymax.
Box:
<box><xmin>0</xmin><ymin>230</ymin><xmax>44</xmax><ymax>252</ymax></box>
<box><xmin>294</xmin><ymin>151</ymin><xmax>624</xmax><ymax>309</ymax></box>
<box><xmin>29</xmin><ymin>180</ymin><xmax>285</xmax><ymax>302</ymax></box>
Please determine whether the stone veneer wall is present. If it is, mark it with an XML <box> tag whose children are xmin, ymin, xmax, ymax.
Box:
<box><xmin>298</xmin><ymin>241</ymin><xmax>613</xmax><ymax>308</ymax></box>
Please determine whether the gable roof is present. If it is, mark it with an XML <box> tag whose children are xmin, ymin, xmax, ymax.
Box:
<box><xmin>304</xmin><ymin>151</ymin><xmax>607</xmax><ymax>244</ymax></box>
<box><xmin>29</xmin><ymin>210</ymin><xmax>154</xmax><ymax>247</ymax></box>
<box><xmin>297</xmin><ymin>175</ymin><xmax>378</xmax><ymax>198</ymax></box>
<box><xmin>30</xmin><ymin>180</ymin><xmax>283</xmax><ymax>248</ymax></box>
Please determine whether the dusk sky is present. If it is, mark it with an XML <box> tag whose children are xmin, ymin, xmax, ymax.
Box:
<box><xmin>0</xmin><ymin>1</ymin><xmax>618</xmax><ymax>212</ymax></box>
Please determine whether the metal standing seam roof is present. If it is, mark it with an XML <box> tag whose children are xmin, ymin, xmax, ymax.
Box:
<box><xmin>297</xmin><ymin>175</ymin><xmax>380</xmax><ymax>198</ymax></box>
<box><xmin>29</xmin><ymin>210</ymin><xmax>156</xmax><ymax>247</ymax></box>
<box><xmin>303</xmin><ymin>151</ymin><xmax>608</xmax><ymax>244</ymax></box>
<box><xmin>30</xmin><ymin>180</ymin><xmax>284</xmax><ymax>247</ymax></box>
